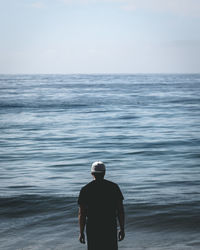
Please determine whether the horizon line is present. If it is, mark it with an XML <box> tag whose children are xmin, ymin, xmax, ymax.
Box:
<box><xmin>0</xmin><ymin>72</ymin><xmax>200</xmax><ymax>75</ymax></box>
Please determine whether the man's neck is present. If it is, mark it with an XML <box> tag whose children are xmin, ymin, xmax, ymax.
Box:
<box><xmin>94</xmin><ymin>178</ymin><xmax>104</xmax><ymax>182</ymax></box>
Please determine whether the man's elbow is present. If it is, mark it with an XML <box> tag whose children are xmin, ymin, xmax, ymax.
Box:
<box><xmin>117</xmin><ymin>202</ymin><xmax>124</xmax><ymax>214</ymax></box>
<box><xmin>79</xmin><ymin>206</ymin><xmax>87</xmax><ymax>218</ymax></box>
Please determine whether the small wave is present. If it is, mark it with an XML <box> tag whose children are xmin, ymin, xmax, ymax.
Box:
<box><xmin>125</xmin><ymin>201</ymin><xmax>200</xmax><ymax>231</ymax></box>
<box><xmin>1</xmin><ymin>195</ymin><xmax>200</xmax><ymax>232</ymax></box>
<box><xmin>0</xmin><ymin>195</ymin><xmax>77</xmax><ymax>219</ymax></box>
<box><xmin>8</xmin><ymin>185</ymin><xmax>35</xmax><ymax>189</ymax></box>
<box><xmin>118</xmin><ymin>115</ymin><xmax>139</xmax><ymax>120</ymax></box>
<box><xmin>169</xmin><ymin>98</ymin><xmax>200</xmax><ymax>104</ymax></box>
<box><xmin>0</xmin><ymin>102</ymin><xmax>89</xmax><ymax>109</ymax></box>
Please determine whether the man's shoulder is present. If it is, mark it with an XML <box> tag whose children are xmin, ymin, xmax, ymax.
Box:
<box><xmin>81</xmin><ymin>180</ymin><xmax>95</xmax><ymax>191</ymax></box>
<box><xmin>80</xmin><ymin>179</ymin><xmax>120</xmax><ymax>191</ymax></box>
<box><xmin>103</xmin><ymin>179</ymin><xmax>118</xmax><ymax>187</ymax></box>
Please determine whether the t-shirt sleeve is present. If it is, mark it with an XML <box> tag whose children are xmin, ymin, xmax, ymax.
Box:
<box><xmin>78</xmin><ymin>187</ymin><xmax>87</xmax><ymax>206</ymax></box>
<box><xmin>115</xmin><ymin>184</ymin><xmax>124</xmax><ymax>201</ymax></box>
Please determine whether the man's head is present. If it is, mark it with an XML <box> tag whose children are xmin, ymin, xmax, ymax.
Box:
<box><xmin>91</xmin><ymin>161</ymin><xmax>106</xmax><ymax>180</ymax></box>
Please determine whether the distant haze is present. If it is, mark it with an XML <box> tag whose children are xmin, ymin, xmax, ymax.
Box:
<box><xmin>0</xmin><ymin>0</ymin><xmax>200</xmax><ymax>74</ymax></box>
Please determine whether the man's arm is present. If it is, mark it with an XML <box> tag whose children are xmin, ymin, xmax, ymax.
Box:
<box><xmin>117</xmin><ymin>200</ymin><xmax>125</xmax><ymax>241</ymax></box>
<box><xmin>78</xmin><ymin>204</ymin><xmax>87</xmax><ymax>244</ymax></box>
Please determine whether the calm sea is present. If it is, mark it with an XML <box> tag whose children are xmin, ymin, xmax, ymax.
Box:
<box><xmin>0</xmin><ymin>74</ymin><xmax>200</xmax><ymax>250</ymax></box>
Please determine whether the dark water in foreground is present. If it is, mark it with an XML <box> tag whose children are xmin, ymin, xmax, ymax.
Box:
<box><xmin>0</xmin><ymin>74</ymin><xmax>200</xmax><ymax>249</ymax></box>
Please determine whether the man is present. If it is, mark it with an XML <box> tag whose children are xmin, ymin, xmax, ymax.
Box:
<box><xmin>78</xmin><ymin>161</ymin><xmax>125</xmax><ymax>250</ymax></box>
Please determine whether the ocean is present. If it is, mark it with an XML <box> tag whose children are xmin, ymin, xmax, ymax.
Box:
<box><xmin>0</xmin><ymin>74</ymin><xmax>200</xmax><ymax>250</ymax></box>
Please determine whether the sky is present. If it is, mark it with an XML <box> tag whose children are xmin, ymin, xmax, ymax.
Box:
<box><xmin>0</xmin><ymin>0</ymin><xmax>200</xmax><ymax>74</ymax></box>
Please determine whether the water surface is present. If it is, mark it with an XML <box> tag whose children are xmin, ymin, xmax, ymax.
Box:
<box><xmin>0</xmin><ymin>74</ymin><xmax>200</xmax><ymax>249</ymax></box>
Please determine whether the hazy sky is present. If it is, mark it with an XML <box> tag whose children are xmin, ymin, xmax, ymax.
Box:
<box><xmin>1</xmin><ymin>0</ymin><xmax>200</xmax><ymax>73</ymax></box>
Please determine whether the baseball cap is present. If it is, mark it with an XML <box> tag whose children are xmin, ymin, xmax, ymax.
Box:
<box><xmin>91</xmin><ymin>161</ymin><xmax>106</xmax><ymax>173</ymax></box>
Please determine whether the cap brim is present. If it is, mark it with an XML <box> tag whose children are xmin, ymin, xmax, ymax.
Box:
<box><xmin>91</xmin><ymin>170</ymin><xmax>105</xmax><ymax>173</ymax></box>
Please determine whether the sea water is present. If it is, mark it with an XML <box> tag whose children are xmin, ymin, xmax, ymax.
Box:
<box><xmin>0</xmin><ymin>74</ymin><xmax>200</xmax><ymax>250</ymax></box>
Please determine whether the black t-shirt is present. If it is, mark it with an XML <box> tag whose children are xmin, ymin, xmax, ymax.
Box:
<box><xmin>78</xmin><ymin>179</ymin><xmax>124</xmax><ymax>226</ymax></box>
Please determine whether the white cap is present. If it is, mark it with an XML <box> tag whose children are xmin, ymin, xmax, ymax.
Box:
<box><xmin>91</xmin><ymin>161</ymin><xmax>106</xmax><ymax>173</ymax></box>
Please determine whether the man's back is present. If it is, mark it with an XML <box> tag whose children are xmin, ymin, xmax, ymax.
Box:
<box><xmin>78</xmin><ymin>179</ymin><xmax>123</xmax><ymax>225</ymax></box>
